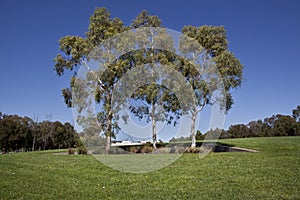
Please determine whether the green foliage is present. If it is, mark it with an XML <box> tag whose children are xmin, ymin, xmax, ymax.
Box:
<box><xmin>140</xmin><ymin>145</ymin><xmax>153</xmax><ymax>153</ymax></box>
<box><xmin>129</xmin><ymin>146</ymin><xmax>137</xmax><ymax>153</ymax></box>
<box><xmin>196</xmin><ymin>130</ymin><xmax>204</xmax><ymax>140</ymax></box>
<box><xmin>77</xmin><ymin>147</ymin><xmax>88</xmax><ymax>155</ymax></box>
<box><xmin>218</xmin><ymin>110</ymin><xmax>300</xmax><ymax>139</ymax></box>
<box><xmin>76</xmin><ymin>136</ymin><xmax>88</xmax><ymax>155</ymax></box>
<box><xmin>54</xmin><ymin>7</ymin><xmax>243</xmax><ymax>151</ymax></box>
<box><xmin>0</xmin><ymin>112</ymin><xmax>78</xmax><ymax>152</ymax></box>
<box><xmin>180</xmin><ymin>25</ymin><xmax>243</xmax><ymax>147</ymax></box>
<box><xmin>130</xmin><ymin>83</ymin><xmax>182</xmax><ymax>125</ymax></box>
<box><xmin>227</xmin><ymin>124</ymin><xmax>251</xmax><ymax>138</ymax></box>
<box><xmin>131</xmin><ymin>10</ymin><xmax>161</xmax><ymax>28</ymax></box>
<box><xmin>169</xmin><ymin>135</ymin><xmax>192</xmax><ymax>142</ymax></box>
<box><xmin>68</xmin><ymin>148</ymin><xmax>75</xmax><ymax>154</ymax></box>
<box><xmin>184</xmin><ymin>147</ymin><xmax>202</xmax><ymax>153</ymax></box>
<box><xmin>87</xmin><ymin>7</ymin><xmax>124</xmax><ymax>46</ymax></box>
<box><xmin>292</xmin><ymin>105</ymin><xmax>300</xmax><ymax>122</ymax></box>
<box><xmin>55</xmin><ymin>7</ymin><xmax>128</xmax><ymax>152</ymax></box>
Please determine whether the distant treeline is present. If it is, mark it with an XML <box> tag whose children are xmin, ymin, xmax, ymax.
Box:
<box><xmin>0</xmin><ymin>112</ymin><xmax>79</xmax><ymax>153</ymax></box>
<box><xmin>2</xmin><ymin>105</ymin><xmax>300</xmax><ymax>152</ymax></box>
<box><xmin>219</xmin><ymin>115</ymin><xmax>299</xmax><ymax>139</ymax></box>
<box><xmin>170</xmin><ymin>106</ymin><xmax>300</xmax><ymax>142</ymax></box>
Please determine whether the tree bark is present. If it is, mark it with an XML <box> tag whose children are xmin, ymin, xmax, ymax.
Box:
<box><xmin>105</xmin><ymin>92</ymin><xmax>113</xmax><ymax>153</ymax></box>
<box><xmin>190</xmin><ymin>104</ymin><xmax>205</xmax><ymax>148</ymax></box>
<box><xmin>105</xmin><ymin>111</ymin><xmax>113</xmax><ymax>153</ymax></box>
<box><xmin>190</xmin><ymin>113</ymin><xmax>197</xmax><ymax>148</ymax></box>
<box><xmin>105</xmin><ymin>132</ymin><xmax>111</xmax><ymax>153</ymax></box>
<box><xmin>32</xmin><ymin>136</ymin><xmax>35</xmax><ymax>151</ymax></box>
<box><xmin>151</xmin><ymin>103</ymin><xmax>157</xmax><ymax>150</ymax></box>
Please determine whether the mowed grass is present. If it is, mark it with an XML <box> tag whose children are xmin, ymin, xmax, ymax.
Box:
<box><xmin>0</xmin><ymin>137</ymin><xmax>299</xmax><ymax>199</ymax></box>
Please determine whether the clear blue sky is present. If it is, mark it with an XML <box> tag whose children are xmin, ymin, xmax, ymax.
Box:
<box><xmin>0</xmin><ymin>0</ymin><xmax>299</xmax><ymax>131</ymax></box>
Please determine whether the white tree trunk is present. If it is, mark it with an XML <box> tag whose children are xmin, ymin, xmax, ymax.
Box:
<box><xmin>152</xmin><ymin>118</ymin><xmax>157</xmax><ymax>150</ymax></box>
<box><xmin>105</xmin><ymin>133</ymin><xmax>111</xmax><ymax>153</ymax></box>
<box><xmin>191</xmin><ymin>113</ymin><xmax>197</xmax><ymax>148</ymax></box>
<box><xmin>151</xmin><ymin>103</ymin><xmax>157</xmax><ymax>150</ymax></box>
<box><xmin>105</xmin><ymin>113</ymin><xmax>112</xmax><ymax>153</ymax></box>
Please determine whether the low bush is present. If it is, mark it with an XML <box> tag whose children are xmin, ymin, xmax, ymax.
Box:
<box><xmin>158</xmin><ymin>147</ymin><xmax>171</xmax><ymax>154</ymax></box>
<box><xmin>170</xmin><ymin>146</ymin><xmax>185</xmax><ymax>153</ymax></box>
<box><xmin>140</xmin><ymin>145</ymin><xmax>153</xmax><ymax>153</ymax></box>
<box><xmin>129</xmin><ymin>146</ymin><xmax>137</xmax><ymax>153</ymax></box>
<box><xmin>184</xmin><ymin>147</ymin><xmax>201</xmax><ymax>153</ymax></box>
<box><xmin>77</xmin><ymin>147</ymin><xmax>88</xmax><ymax>155</ymax></box>
<box><xmin>68</xmin><ymin>148</ymin><xmax>75</xmax><ymax>154</ymax></box>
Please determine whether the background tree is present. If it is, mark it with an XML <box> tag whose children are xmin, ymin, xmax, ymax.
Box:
<box><xmin>216</xmin><ymin>106</ymin><xmax>300</xmax><ymax>139</ymax></box>
<box><xmin>0</xmin><ymin>113</ymin><xmax>78</xmax><ymax>152</ymax></box>
<box><xmin>226</xmin><ymin>124</ymin><xmax>250</xmax><ymax>138</ymax></box>
<box><xmin>0</xmin><ymin>115</ymin><xmax>33</xmax><ymax>152</ymax></box>
<box><xmin>31</xmin><ymin>114</ymin><xmax>39</xmax><ymax>151</ymax></box>
<box><xmin>195</xmin><ymin>130</ymin><xmax>204</xmax><ymax>140</ymax></box>
<box><xmin>247</xmin><ymin>120</ymin><xmax>264</xmax><ymax>137</ymax></box>
<box><xmin>292</xmin><ymin>105</ymin><xmax>300</xmax><ymax>122</ymax></box>
<box><xmin>272</xmin><ymin>115</ymin><xmax>298</xmax><ymax>136</ymax></box>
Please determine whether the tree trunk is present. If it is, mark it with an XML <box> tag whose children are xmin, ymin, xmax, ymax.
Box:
<box><xmin>105</xmin><ymin>111</ymin><xmax>113</xmax><ymax>153</ymax></box>
<box><xmin>32</xmin><ymin>136</ymin><xmax>35</xmax><ymax>151</ymax></box>
<box><xmin>105</xmin><ymin>92</ymin><xmax>113</xmax><ymax>153</ymax></box>
<box><xmin>152</xmin><ymin>118</ymin><xmax>157</xmax><ymax>150</ymax></box>
<box><xmin>105</xmin><ymin>132</ymin><xmax>111</xmax><ymax>153</ymax></box>
<box><xmin>151</xmin><ymin>103</ymin><xmax>157</xmax><ymax>150</ymax></box>
<box><xmin>190</xmin><ymin>113</ymin><xmax>197</xmax><ymax>148</ymax></box>
<box><xmin>43</xmin><ymin>139</ymin><xmax>46</xmax><ymax>150</ymax></box>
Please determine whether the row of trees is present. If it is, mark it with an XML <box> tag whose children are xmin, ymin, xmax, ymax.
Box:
<box><xmin>54</xmin><ymin>7</ymin><xmax>243</xmax><ymax>151</ymax></box>
<box><xmin>214</xmin><ymin>106</ymin><xmax>300</xmax><ymax>139</ymax></box>
<box><xmin>0</xmin><ymin>112</ymin><xmax>78</xmax><ymax>153</ymax></box>
<box><xmin>169</xmin><ymin>106</ymin><xmax>300</xmax><ymax>142</ymax></box>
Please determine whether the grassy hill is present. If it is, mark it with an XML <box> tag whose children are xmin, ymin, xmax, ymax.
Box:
<box><xmin>1</xmin><ymin>137</ymin><xmax>299</xmax><ymax>199</ymax></box>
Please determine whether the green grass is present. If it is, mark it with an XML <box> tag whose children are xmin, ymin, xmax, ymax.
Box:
<box><xmin>1</xmin><ymin>136</ymin><xmax>299</xmax><ymax>199</ymax></box>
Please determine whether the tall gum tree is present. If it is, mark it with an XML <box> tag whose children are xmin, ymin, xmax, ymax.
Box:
<box><xmin>54</xmin><ymin>8</ymin><xmax>125</xmax><ymax>152</ymax></box>
<box><xmin>129</xmin><ymin>13</ymin><xmax>183</xmax><ymax>149</ymax></box>
<box><xmin>181</xmin><ymin>25</ymin><xmax>243</xmax><ymax>148</ymax></box>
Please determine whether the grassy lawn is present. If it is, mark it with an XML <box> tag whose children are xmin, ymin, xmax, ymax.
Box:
<box><xmin>0</xmin><ymin>136</ymin><xmax>299</xmax><ymax>199</ymax></box>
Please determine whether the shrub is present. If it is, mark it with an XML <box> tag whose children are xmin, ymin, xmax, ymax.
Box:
<box><xmin>140</xmin><ymin>145</ymin><xmax>153</xmax><ymax>153</ymax></box>
<box><xmin>184</xmin><ymin>147</ymin><xmax>201</xmax><ymax>153</ymax></box>
<box><xmin>68</xmin><ymin>148</ymin><xmax>75</xmax><ymax>154</ymax></box>
<box><xmin>77</xmin><ymin>147</ymin><xmax>88</xmax><ymax>155</ymax></box>
<box><xmin>108</xmin><ymin>147</ymin><xmax>129</xmax><ymax>154</ymax></box>
<box><xmin>170</xmin><ymin>146</ymin><xmax>185</xmax><ymax>153</ymax></box>
<box><xmin>158</xmin><ymin>147</ymin><xmax>171</xmax><ymax>154</ymax></box>
<box><xmin>129</xmin><ymin>146</ymin><xmax>137</xmax><ymax>153</ymax></box>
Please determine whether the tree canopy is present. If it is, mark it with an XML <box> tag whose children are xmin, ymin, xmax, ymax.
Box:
<box><xmin>214</xmin><ymin>106</ymin><xmax>300</xmax><ymax>139</ymax></box>
<box><xmin>54</xmin><ymin>7</ymin><xmax>243</xmax><ymax>151</ymax></box>
<box><xmin>0</xmin><ymin>113</ymin><xmax>78</xmax><ymax>153</ymax></box>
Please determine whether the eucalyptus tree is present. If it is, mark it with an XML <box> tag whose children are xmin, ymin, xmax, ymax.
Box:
<box><xmin>127</xmin><ymin>12</ymin><xmax>184</xmax><ymax>149</ymax></box>
<box><xmin>180</xmin><ymin>25</ymin><xmax>243</xmax><ymax>147</ymax></box>
<box><xmin>54</xmin><ymin>8</ymin><xmax>126</xmax><ymax>152</ymax></box>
